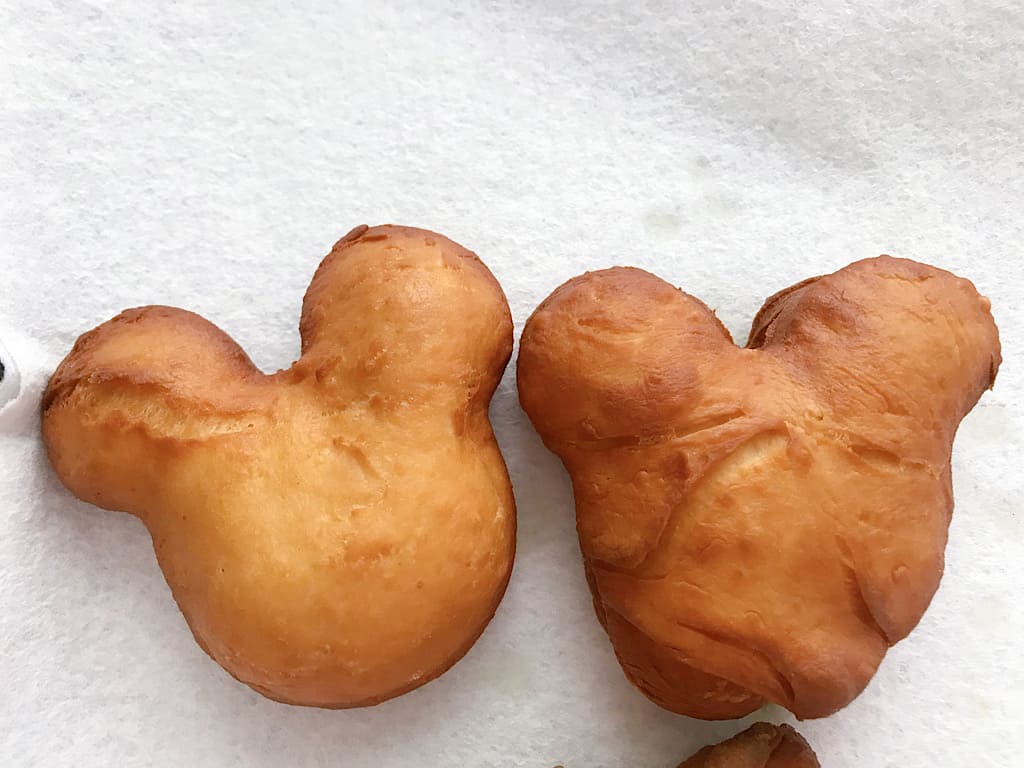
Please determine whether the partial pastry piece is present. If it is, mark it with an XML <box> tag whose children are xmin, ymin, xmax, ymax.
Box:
<box><xmin>0</xmin><ymin>336</ymin><xmax>20</xmax><ymax>411</ymax></box>
<box><xmin>43</xmin><ymin>225</ymin><xmax>516</xmax><ymax>707</ymax></box>
<box><xmin>518</xmin><ymin>256</ymin><xmax>1000</xmax><ymax>719</ymax></box>
<box><xmin>678</xmin><ymin>722</ymin><xmax>820</xmax><ymax>767</ymax></box>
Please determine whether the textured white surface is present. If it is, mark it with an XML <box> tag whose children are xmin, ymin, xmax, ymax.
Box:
<box><xmin>1</xmin><ymin>2</ymin><xmax>1022</xmax><ymax>766</ymax></box>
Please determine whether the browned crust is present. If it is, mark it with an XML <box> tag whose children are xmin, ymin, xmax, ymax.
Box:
<box><xmin>301</xmin><ymin>223</ymin><xmax>512</xmax><ymax>358</ymax></box>
<box><xmin>746</xmin><ymin>276</ymin><xmax>823</xmax><ymax>349</ymax></box>
<box><xmin>678</xmin><ymin>722</ymin><xmax>821</xmax><ymax>767</ymax></box>
<box><xmin>518</xmin><ymin>254</ymin><xmax>1001</xmax><ymax>720</ymax></box>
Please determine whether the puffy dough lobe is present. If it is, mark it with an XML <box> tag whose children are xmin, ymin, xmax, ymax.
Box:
<box><xmin>42</xmin><ymin>224</ymin><xmax>516</xmax><ymax>708</ymax></box>
<box><xmin>677</xmin><ymin>723</ymin><xmax>820</xmax><ymax>767</ymax></box>
<box><xmin>518</xmin><ymin>256</ymin><xmax>1000</xmax><ymax>719</ymax></box>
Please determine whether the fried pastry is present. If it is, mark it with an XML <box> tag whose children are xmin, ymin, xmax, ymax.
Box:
<box><xmin>43</xmin><ymin>224</ymin><xmax>516</xmax><ymax>707</ymax></box>
<box><xmin>678</xmin><ymin>722</ymin><xmax>819</xmax><ymax>767</ymax></box>
<box><xmin>518</xmin><ymin>256</ymin><xmax>999</xmax><ymax>719</ymax></box>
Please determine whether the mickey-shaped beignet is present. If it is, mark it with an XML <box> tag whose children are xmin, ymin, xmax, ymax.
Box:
<box><xmin>678</xmin><ymin>722</ymin><xmax>819</xmax><ymax>767</ymax></box>
<box><xmin>518</xmin><ymin>256</ymin><xmax>999</xmax><ymax>720</ymax></box>
<box><xmin>43</xmin><ymin>225</ymin><xmax>516</xmax><ymax>707</ymax></box>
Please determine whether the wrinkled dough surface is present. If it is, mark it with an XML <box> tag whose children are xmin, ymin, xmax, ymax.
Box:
<box><xmin>518</xmin><ymin>256</ymin><xmax>1000</xmax><ymax>719</ymax></box>
<box><xmin>677</xmin><ymin>722</ymin><xmax>820</xmax><ymax>768</ymax></box>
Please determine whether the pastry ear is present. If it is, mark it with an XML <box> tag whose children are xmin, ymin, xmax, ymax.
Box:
<box><xmin>41</xmin><ymin>306</ymin><xmax>267</xmax><ymax>515</ymax></box>
<box><xmin>749</xmin><ymin>255</ymin><xmax>1000</xmax><ymax>445</ymax></box>
<box><xmin>518</xmin><ymin>267</ymin><xmax>734</xmax><ymax>567</ymax></box>
<box><xmin>518</xmin><ymin>267</ymin><xmax>732</xmax><ymax>448</ymax></box>
<box><xmin>298</xmin><ymin>226</ymin><xmax>512</xmax><ymax>402</ymax></box>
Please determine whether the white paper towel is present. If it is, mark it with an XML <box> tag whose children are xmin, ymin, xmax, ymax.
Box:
<box><xmin>1</xmin><ymin>2</ymin><xmax>1022</xmax><ymax>766</ymax></box>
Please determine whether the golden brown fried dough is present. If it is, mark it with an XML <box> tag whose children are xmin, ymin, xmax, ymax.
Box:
<box><xmin>678</xmin><ymin>723</ymin><xmax>820</xmax><ymax>767</ymax></box>
<box><xmin>42</xmin><ymin>225</ymin><xmax>516</xmax><ymax>707</ymax></box>
<box><xmin>518</xmin><ymin>256</ymin><xmax>999</xmax><ymax>719</ymax></box>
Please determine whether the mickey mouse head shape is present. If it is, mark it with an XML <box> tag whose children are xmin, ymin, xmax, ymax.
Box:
<box><xmin>518</xmin><ymin>256</ymin><xmax>999</xmax><ymax>719</ymax></box>
<box><xmin>42</xmin><ymin>225</ymin><xmax>516</xmax><ymax>707</ymax></box>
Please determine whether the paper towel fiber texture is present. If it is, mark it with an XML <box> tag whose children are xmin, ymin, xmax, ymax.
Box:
<box><xmin>2</xmin><ymin>2</ymin><xmax>1022</xmax><ymax>767</ymax></box>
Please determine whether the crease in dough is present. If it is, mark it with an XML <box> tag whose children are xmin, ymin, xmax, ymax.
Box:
<box><xmin>518</xmin><ymin>256</ymin><xmax>1000</xmax><ymax>719</ymax></box>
